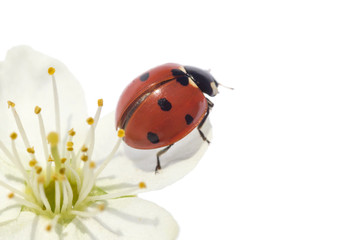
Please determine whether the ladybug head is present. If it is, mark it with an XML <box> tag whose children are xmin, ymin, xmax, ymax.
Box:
<box><xmin>184</xmin><ymin>66</ymin><xmax>219</xmax><ymax>97</ymax></box>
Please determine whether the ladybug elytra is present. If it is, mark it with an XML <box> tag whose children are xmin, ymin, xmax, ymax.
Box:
<box><xmin>116</xmin><ymin>63</ymin><xmax>220</xmax><ymax>172</ymax></box>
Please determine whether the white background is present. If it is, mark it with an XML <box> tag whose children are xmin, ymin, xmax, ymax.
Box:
<box><xmin>1</xmin><ymin>0</ymin><xmax>360</xmax><ymax>239</ymax></box>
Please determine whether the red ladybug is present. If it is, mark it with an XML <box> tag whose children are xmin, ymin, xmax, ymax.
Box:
<box><xmin>116</xmin><ymin>63</ymin><xmax>219</xmax><ymax>172</ymax></box>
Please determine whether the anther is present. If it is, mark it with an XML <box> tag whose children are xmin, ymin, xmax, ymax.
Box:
<box><xmin>67</xmin><ymin>141</ymin><xmax>74</xmax><ymax>147</ymax></box>
<box><xmin>27</xmin><ymin>147</ymin><xmax>35</xmax><ymax>154</ymax></box>
<box><xmin>81</xmin><ymin>155</ymin><xmax>88</xmax><ymax>162</ymax></box>
<box><xmin>98</xmin><ymin>99</ymin><xmax>103</xmax><ymax>107</ymax></box>
<box><xmin>138</xmin><ymin>182</ymin><xmax>147</xmax><ymax>189</ymax></box>
<box><xmin>46</xmin><ymin>224</ymin><xmax>52</xmax><ymax>232</ymax></box>
<box><xmin>34</xmin><ymin>106</ymin><xmax>42</xmax><ymax>114</ymax></box>
<box><xmin>68</xmin><ymin>128</ymin><xmax>76</xmax><ymax>136</ymax></box>
<box><xmin>48</xmin><ymin>67</ymin><xmax>56</xmax><ymax>75</ymax></box>
<box><xmin>89</xmin><ymin>161</ymin><xmax>96</xmax><ymax>168</ymax></box>
<box><xmin>118</xmin><ymin>129</ymin><xmax>125</xmax><ymax>138</ymax></box>
<box><xmin>35</xmin><ymin>166</ymin><xmax>42</xmax><ymax>174</ymax></box>
<box><xmin>47</xmin><ymin>132</ymin><xmax>59</xmax><ymax>146</ymax></box>
<box><xmin>81</xmin><ymin>145</ymin><xmax>88</xmax><ymax>152</ymax></box>
<box><xmin>59</xmin><ymin>168</ymin><xmax>66</xmax><ymax>175</ymax></box>
<box><xmin>67</xmin><ymin>147</ymin><xmax>74</xmax><ymax>152</ymax></box>
<box><xmin>61</xmin><ymin>158</ymin><xmax>67</xmax><ymax>164</ymax></box>
<box><xmin>7</xmin><ymin>101</ymin><xmax>15</xmax><ymax>108</ymax></box>
<box><xmin>48</xmin><ymin>155</ymin><xmax>54</xmax><ymax>162</ymax></box>
<box><xmin>86</xmin><ymin>117</ymin><xmax>94</xmax><ymax>125</ymax></box>
<box><xmin>10</xmin><ymin>132</ymin><xmax>18</xmax><ymax>140</ymax></box>
<box><xmin>8</xmin><ymin>192</ymin><xmax>14</xmax><ymax>199</ymax></box>
<box><xmin>98</xmin><ymin>204</ymin><xmax>105</xmax><ymax>211</ymax></box>
<box><xmin>29</xmin><ymin>159</ymin><xmax>37</xmax><ymax>167</ymax></box>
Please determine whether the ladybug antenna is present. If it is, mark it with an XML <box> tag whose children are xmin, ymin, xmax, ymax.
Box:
<box><xmin>217</xmin><ymin>82</ymin><xmax>234</xmax><ymax>90</ymax></box>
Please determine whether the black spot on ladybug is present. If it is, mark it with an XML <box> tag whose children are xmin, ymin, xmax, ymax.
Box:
<box><xmin>185</xmin><ymin>114</ymin><xmax>194</xmax><ymax>125</ymax></box>
<box><xmin>140</xmin><ymin>72</ymin><xmax>150</xmax><ymax>81</ymax></box>
<box><xmin>176</xmin><ymin>76</ymin><xmax>189</xmax><ymax>86</ymax></box>
<box><xmin>158</xmin><ymin>98</ymin><xmax>172</xmax><ymax>111</ymax></box>
<box><xmin>147</xmin><ymin>132</ymin><xmax>159</xmax><ymax>144</ymax></box>
<box><xmin>171</xmin><ymin>69</ymin><xmax>185</xmax><ymax>76</ymax></box>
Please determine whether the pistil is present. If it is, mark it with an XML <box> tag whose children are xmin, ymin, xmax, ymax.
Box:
<box><xmin>47</xmin><ymin>132</ymin><xmax>61</xmax><ymax>172</ymax></box>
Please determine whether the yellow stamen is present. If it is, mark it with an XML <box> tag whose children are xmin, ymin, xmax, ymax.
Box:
<box><xmin>48</xmin><ymin>67</ymin><xmax>55</xmax><ymax>75</ymax></box>
<box><xmin>46</xmin><ymin>224</ymin><xmax>52</xmax><ymax>231</ymax></box>
<box><xmin>7</xmin><ymin>101</ymin><xmax>15</xmax><ymax>108</ymax></box>
<box><xmin>27</xmin><ymin>147</ymin><xmax>35</xmax><ymax>154</ymax></box>
<box><xmin>80</xmin><ymin>155</ymin><xmax>88</xmax><ymax>162</ymax></box>
<box><xmin>47</xmin><ymin>132</ymin><xmax>59</xmax><ymax>147</ymax></box>
<box><xmin>98</xmin><ymin>99</ymin><xmax>103</xmax><ymax>107</ymax></box>
<box><xmin>94</xmin><ymin>131</ymin><xmax>123</xmax><ymax>178</ymax></box>
<box><xmin>68</xmin><ymin>128</ymin><xmax>76</xmax><ymax>136</ymax></box>
<box><xmin>81</xmin><ymin>145</ymin><xmax>88</xmax><ymax>152</ymax></box>
<box><xmin>34</xmin><ymin>106</ymin><xmax>42</xmax><ymax>114</ymax></box>
<box><xmin>118</xmin><ymin>129</ymin><xmax>125</xmax><ymax>138</ymax></box>
<box><xmin>67</xmin><ymin>147</ymin><xmax>74</xmax><ymax>152</ymax></box>
<box><xmin>61</xmin><ymin>158</ymin><xmax>67</xmax><ymax>164</ymax></box>
<box><xmin>29</xmin><ymin>159</ymin><xmax>37</xmax><ymax>167</ymax></box>
<box><xmin>59</xmin><ymin>168</ymin><xmax>66</xmax><ymax>175</ymax></box>
<box><xmin>89</xmin><ymin>161</ymin><xmax>96</xmax><ymax>169</ymax></box>
<box><xmin>8</xmin><ymin>192</ymin><xmax>14</xmax><ymax>199</ymax></box>
<box><xmin>98</xmin><ymin>204</ymin><xmax>105</xmax><ymax>211</ymax></box>
<box><xmin>138</xmin><ymin>182</ymin><xmax>147</xmax><ymax>189</ymax></box>
<box><xmin>35</xmin><ymin>166</ymin><xmax>42</xmax><ymax>174</ymax></box>
<box><xmin>48</xmin><ymin>155</ymin><xmax>54</xmax><ymax>162</ymax></box>
<box><xmin>86</xmin><ymin>117</ymin><xmax>94</xmax><ymax>125</ymax></box>
<box><xmin>66</xmin><ymin>141</ymin><xmax>74</xmax><ymax>147</ymax></box>
<box><xmin>10</xmin><ymin>132</ymin><xmax>17</xmax><ymax>140</ymax></box>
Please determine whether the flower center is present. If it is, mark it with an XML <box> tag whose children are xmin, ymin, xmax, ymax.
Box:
<box><xmin>0</xmin><ymin>67</ymin><xmax>145</xmax><ymax>231</ymax></box>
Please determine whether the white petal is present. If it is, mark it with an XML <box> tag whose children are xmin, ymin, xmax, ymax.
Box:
<box><xmin>93</xmin><ymin>112</ymin><xmax>211</xmax><ymax>194</ymax></box>
<box><xmin>0</xmin><ymin>211</ymin><xmax>59</xmax><ymax>240</ymax></box>
<box><xmin>0</xmin><ymin>46</ymin><xmax>88</xmax><ymax>148</ymax></box>
<box><xmin>0</xmin><ymin>157</ymin><xmax>24</xmax><ymax>224</ymax></box>
<box><xmin>62</xmin><ymin>216</ymin><xmax>118</xmax><ymax>240</ymax></box>
<box><xmin>63</xmin><ymin>197</ymin><xmax>178</xmax><ymax>240</ymax></box>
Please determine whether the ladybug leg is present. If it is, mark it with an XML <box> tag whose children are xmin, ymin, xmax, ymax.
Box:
<box><xmin>155</xmin><ymin>144</ymin><xmax>174</xmax><ymax>173</ymax></box>
<box><xmin>198</xmin><ymin>98</ymin><xmax>214</xmax><ymax>144</ymax></box>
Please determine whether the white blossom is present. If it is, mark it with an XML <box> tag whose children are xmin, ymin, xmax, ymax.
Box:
<box><xmin>0</xmin><ymin>46</ymin><xmax>210</xmax><ymax>239</ymax></box>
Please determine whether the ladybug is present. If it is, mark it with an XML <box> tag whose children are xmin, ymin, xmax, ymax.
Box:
<box><xmin>116</xmin><ymin>63</ymin><xmax>220</xmax><ymax>172</ymax></box>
